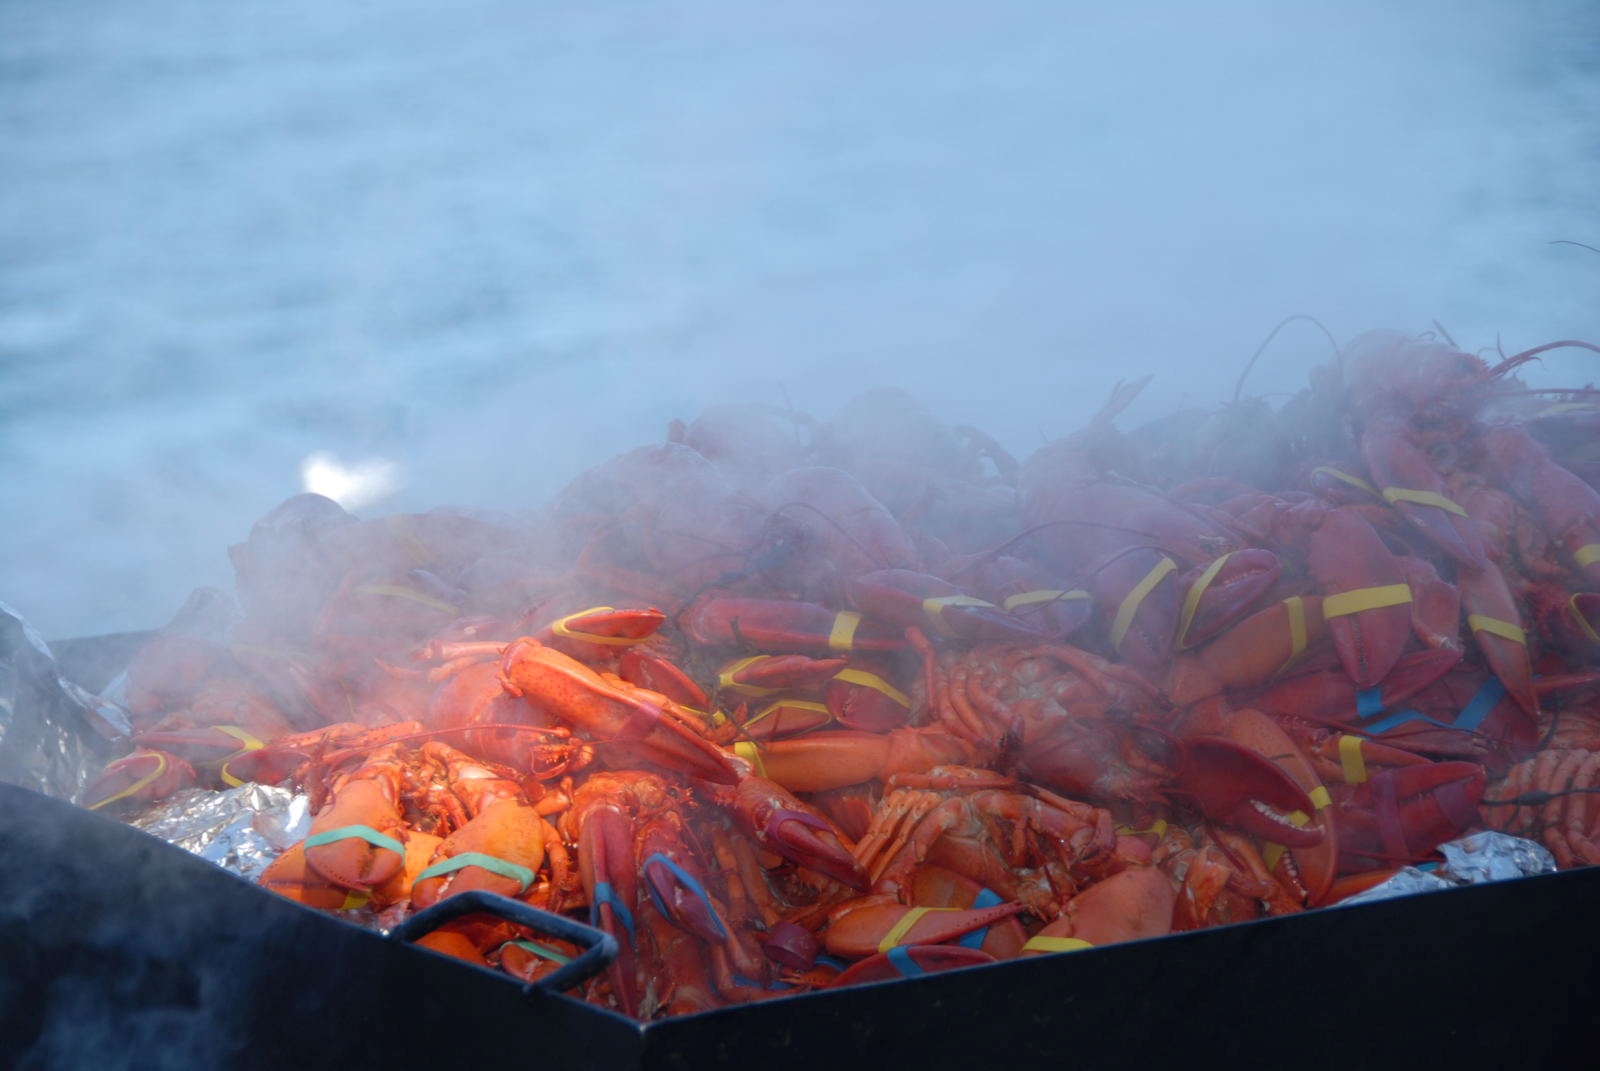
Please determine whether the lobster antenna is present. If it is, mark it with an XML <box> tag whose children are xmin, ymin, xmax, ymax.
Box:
<box><xmin>1431</xmin><ymin>320</ymin><xmax>1458</xmax><ymax>347</ymax></box>
<box><xmin>1550</xmin><ymin>239</ymin><xmax>1600</xmax><ymax>256</ymax></box>
<box><xmin>1232</xmin><ymin>314</ymin><xmax>1341</xmax><ymax>406</ymax></box>
<box><xmin>1481</xmin><ymin>785</ymin><xmax>1600</xmax><ymax>807</ymax></box>
<box><xmin>1480</xmin><ymin>339</ymin><xmax>1600</xmax><ymax>385</ymax></box>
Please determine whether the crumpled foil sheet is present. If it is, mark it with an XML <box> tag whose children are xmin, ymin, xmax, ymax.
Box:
<box><xmin>1335</xmin><ymin>831</ymin><xmax>1558</xmax><ymax>907</ymax></box>
<box><xmin>0</xmin><ymin>601</ymin><xmax>128</xmax><ymax>801</ymax></box>
<box><xmin>129</xmin><ymin>782</ymin><xmax>311</xmax><ymax>884</ymax></box>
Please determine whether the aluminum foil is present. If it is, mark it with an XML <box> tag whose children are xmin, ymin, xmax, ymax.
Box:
<box><xmin>129</xmin><ymin>782</ymin><xmax>311</xmax><ymax>884</ymax></box>
<box><xmin>0</xmin><ymin>601</ymin><xmax>128</xmax><ymax>801</ymax></box>
<box><xmin>1335</xmin><ymin>832</ymin><xmax>1558</xmax><ymax>907</ymax></box>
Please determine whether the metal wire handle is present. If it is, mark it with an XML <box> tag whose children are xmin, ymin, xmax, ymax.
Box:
<box><xmin>392</xmin><ymin>889</ymin><xmax>619</xmax><ymax>997</ymax></box>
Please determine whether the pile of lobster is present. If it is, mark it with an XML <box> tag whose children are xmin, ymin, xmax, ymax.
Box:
<box><xmin>81</xmin><ymin>328</ymin><xmax>1600</xmax><ymax>1019</ymax></box>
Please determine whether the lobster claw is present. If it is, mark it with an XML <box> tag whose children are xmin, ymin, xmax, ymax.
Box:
<box><xmin>723</xmin><ymin>775</ymin><xmax>869</xmax><ymax>890</ymax></box>
<box><xmin>716</xmin><ymin>654</ymin><xmax>848</xmax><ymax>697</ymax></box>
<box><xmin>1175</xmin><ymin>549</ymin><xmax>1281</xmax><ymax>650</ymax></box>
<box><xmin>303</xmin><ymin>776</ymin><xmax>409</xmax><ymax>890</ymax></box>
<box><xmin>638</xmin><ymin>812</ymin><xmax>729</xmax><ymax>944</ymax></box>
<box><xmin>1163</xmin><ymin>733</ymin><xmax>1325</xmax><ymax>848</ymax></box>
<box><xmin>81</xmin><ymin>748</ymin><xmax>197</xmax><ymax>811</ymax></box>
<box><xmin>1089</xmin><ymin>547</ymin><xmax>1181</xmax><ymax>672</ymax></box>
<box><xmin>500</xmin><ymin>638</ymin><xmax>740</xmax><ymax>784</ymax></box>
<box><xmin>680</xmin><ymin>595</ymin><xmax>908</xmax><ymax>654</ymax></box>
<box><xmin>1304</xmin><ymin>506</ymin><xmax>1413</xmax><ymax>689</ymax></box>
<box><xmin>1339</xmin><ymin>761</ymin><xmax>1486</xmax><ymax>867</ymax></box>
<box><xmin>831</xmin><ymin>945</ymin><xmax>995</xmax><ymax>987</ymax></box>
<box><xmin>410</xmin><ymin>799</ymin><xmax>549</xmax><ymax>909</ymax></box>
<box><xmin>131</xmin><ymin>724</ymin><xmax>268</xmax><ymax>767</ymax></box>
<box><xmin>617</xmin><ymin>648</ymin><xmax>710</xmax><ymax>710</ymax></box>
<box><xmin>824</xmin><ymin>665</ymin><xmax>913</xmax><ymax>732</ymax></box>
<box><xmin>824</xmin><ymin>898</ymin><xmax>1026</xmax><ymax>960</ymax></box>
<box><xmin>850</xmin><ymin>569</ymin><xmax>1046</xmax><ymax>645</ymax></box>
<box><xmin>538</xmin><ymin>605</ymin><xmax>666</xmax><ymax>649</ymax></box>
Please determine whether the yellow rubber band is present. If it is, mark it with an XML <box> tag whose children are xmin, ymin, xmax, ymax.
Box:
<box><xmin>877</xmin><ymin>906</ymin><xmax>958</xmax><ymax>952</ymax></box>
<box><xmin>1262</xmin><ymin>843</ymin><xmax>1285</xmax><ymax>872</ymax></box>
<box><xmin>1381</xmin><ymin>487</ymin><xmax>1468</xmax><ymax>517</ymax></box>
<box><xmin>1322</xmin><ymin>583</ymin><xmax>1411</xmax><ymax>620</ymax></box>
<box><xmin>1467</xmin><ymin>614</ymin><xmax>1527</xmax><ymax>646</ymax></box>
<box><xmin>733</xmin><ymin>740</ymin><xmax>766</xmax><ymax>779</ymax></box>
<box><xmin>86</xmin><ymin>751</ymin><xmax>167</xmax><ymax>810</ymax></box>
<box><xmin>349</xmin><ymin>584</ymin><xmax>459</xmax><ymax>614</ymax></box>
<box><xmin>830</xmin><ymin>668</ymin><xmax>911</xmax><ymax>708</ymax></box>
<box><xmin>1575</xmin><ymin>544</ymin><xmax>1600</xmax><ymax>568</ymax></box>
<box><xmin>340</xmin><ymin>889</ymin><xmax>372</xmax><ymax>910</ymax></box>
<box><xmin>1311</xmin><ymin>467</ymin><xmax>1379</xmax><ymax>496</ymax></box>
<box><xmin>1022</xmin><ymin>936</ymin><xmax>1094</xmax><ymax>953</ymax></box>
<box><xmin>551</xmin><ymin>607</ymin><xmax>652</xmax><ymax>647</ymax></box>
<box><xmin>1002</xmin><ymin>589</ymin><xmax>1090</xmax><ymax>612</ymax></box>
<box><xmin>828</xmin><ymin>611</ymin><xmax>862</xmax><ymax>652</ymax></box>
<box><xmin>1176</xmin><ymin>553</ymin><xmax>1234</xmax><ymax>650</ymax></box>
<box><xmin>214</xmin><ymin>727</ymin><xmax>266</xmax><ymax>788</ymax></box>
<box><xmin>1108</xmin><ymin>557</ymin><xmax>1178</xmax><ymax>654</ymax></box>
<box><xmin>1308</xmin><ymin>785</ymin><xmax>1332</xmax><ymax>810</ymax></box>
<box><xmin>1114</xmin><ymin>818</ymin><xmax>1168</xmax><ymax>837</ymax></box>
<box><xmin>1339</xmin><ymin>734</ymin><xmax>1369</xmax><ymax>785</ymax></box>
<box><xmin>1274</xmin><ymin>596</ymin><xmax>1309</xmax><ymax>677</ymax></box>
<box><xmin>1571</xmin><ymin>595</ymin><xmax>1600</xmax><ymax>645</ymax></box>
<box><xmin>213</xmin><ymin>725</ymin><xmax>266</xmax><ymax>753</ymax></box>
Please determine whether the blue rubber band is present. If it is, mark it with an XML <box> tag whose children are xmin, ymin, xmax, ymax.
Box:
<box><xmin>885</xmin><ymin>945</ymin><xmax>925</xmax><ymax>978</ymax></box>
<box><xmin>815</xmin><ymin>954</ymin><xmax>849</xmax><ymax>971</ymax></box>
<box><xmin>641</xmin><ymin>852</ymin><xmax>728</xmax><ymax>941</ymax></box>
<box><xmin>1361</xmin><ymin>709</ymin><xmax>1454</xmax><ymax>735</ymax></box>
<box><xmin>590</xmin><ymin>880</ymin><xmax>636</xmax><ymax>944</ymax></box>
<box><xmin>958</xmin><ymin>888</ymin><xmax>1004</xmax><ymax>949</ymax></box>
<box><xmin>1453</xmin><ymin>677</ymin><xmax>1506</xmax><ymax>732</ymax></box>
<box><xmin>1356</xmin><ymin>688</ymin><xmax>1385</xmax><ymax>718</ymax></box>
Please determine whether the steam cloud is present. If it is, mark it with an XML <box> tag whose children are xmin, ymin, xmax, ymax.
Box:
<box><xmin>0</xmin><ymin>0</ymin><xmax>1596</xmax><ymax>639</ymax></box>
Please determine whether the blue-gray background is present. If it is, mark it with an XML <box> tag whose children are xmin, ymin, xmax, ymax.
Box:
<box><xmin>3</xmin><ymin>0</ymin><xmax>1597</xmax><ymax>640</ymax></box>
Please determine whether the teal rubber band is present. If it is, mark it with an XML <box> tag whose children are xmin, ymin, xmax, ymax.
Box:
<box><xmin>508</xmin><ymin>940</ymin><xmax>572</xmax><ymax>966</ymax></box>
<box><xmin>303</xmin><ymin>824</ymin><xmax>405</xmax><ymax>858</ymax></box>
<box><xmin>415</xmin><ymin>852</ymin><xmax>535</xmax><ymax>894</ymax></box>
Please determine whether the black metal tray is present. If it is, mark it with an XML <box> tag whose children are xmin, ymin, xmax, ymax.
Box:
<box><xmin>2</xmin><ymin>781</ymin><xmax>1595</xmax><ymax>1071</ymax></box>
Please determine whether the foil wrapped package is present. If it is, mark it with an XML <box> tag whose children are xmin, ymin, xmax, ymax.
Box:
<box><xmin>129</xmin><ymin>782</ymin><xmax>311</xmax><ymax>884</ymax></box>
<box><xmin>1335</xmin><ymin>831</ymin><xmax>1558</xmax><ymax>907</ymax></box>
